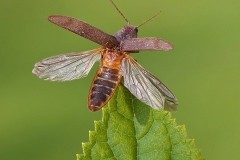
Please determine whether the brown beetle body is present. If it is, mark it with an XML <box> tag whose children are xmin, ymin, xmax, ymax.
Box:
<box><xmin>32</xmin><ymin>1</ymin><xmax>178</xmax><ymax>112</ymax></box>
<box><xmin>89</xmin><ymin>49</ymin><xmax>125</xmax><ymax>111</ymax></box>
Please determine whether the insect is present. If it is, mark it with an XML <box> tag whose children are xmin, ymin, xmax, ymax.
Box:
<box><xmin>32</xmin><ymin>0</ymin><xmax>178</xmax><ymax>111</ymax></box>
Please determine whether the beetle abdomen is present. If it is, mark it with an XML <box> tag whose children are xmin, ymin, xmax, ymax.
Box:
<box><xmin>88</xmin><ymin>66</ymin><xmax>121</xmax><ymax>111</ymax></box>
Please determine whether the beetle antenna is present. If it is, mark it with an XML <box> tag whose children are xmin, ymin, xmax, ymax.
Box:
<box><xmin>110</xmin><ymin>0</ymin><xmax>129</xmax><ymax>23</ymax></box>
<box><xmin>137</xmin><ymin>11</ymin><xmax>161</xmax><ymax>28</ymax></box>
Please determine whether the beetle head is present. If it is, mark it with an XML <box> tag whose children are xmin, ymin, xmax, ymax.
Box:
<box><xmin>114</xmin><ymin>25</ymin><xmax>138</xmax><ymax>42</ymax></box>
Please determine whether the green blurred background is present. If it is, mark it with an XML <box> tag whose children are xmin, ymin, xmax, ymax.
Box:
<box><xmin>1</xmin><ymin>0</ymin><xmax>239</xmax><ymax>159</ymax></box>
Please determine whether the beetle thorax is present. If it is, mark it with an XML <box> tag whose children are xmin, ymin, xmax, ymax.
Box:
<box><xmin>102</xmin><ymin>49</ymin><xmax>125</xmax><ymax>68</ymax></box>
<box><xmin>114</xmin><ymin>25</ymin><xmax>138</xmax><ymax>42</ymax></box>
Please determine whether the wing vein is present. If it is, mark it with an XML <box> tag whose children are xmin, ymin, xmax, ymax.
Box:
<box><xmin>121</xmin><ymin>56</ymin><xmax>177</xmax><ymax>110</ymax></box>
<box><xmin>33</xmin><ymin>49</ymin><xmax>102</xmax><ymax>81</ymax></box>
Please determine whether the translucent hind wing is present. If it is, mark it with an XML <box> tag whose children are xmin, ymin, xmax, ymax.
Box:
<box><xmin>33</xmin><ymin>49</ymin><xmax>102</xmax><ymax>81</ymax></box>
<box><xmin>121</xmin><ymin>56</ymin><xmax>178</xmax><ymax>110</ymax></box>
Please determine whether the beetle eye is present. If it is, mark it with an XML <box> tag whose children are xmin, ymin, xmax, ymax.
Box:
<box><xmin>135</xmin><ymin>28</ymin><xmax>138</xmax><ymax>33</ymax></box>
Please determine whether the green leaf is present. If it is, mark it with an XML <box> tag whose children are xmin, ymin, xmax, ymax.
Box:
<box><xmin>77</xmin><ymin>85</ymin><xmax>204</xmax><ymax>160</ymax></box>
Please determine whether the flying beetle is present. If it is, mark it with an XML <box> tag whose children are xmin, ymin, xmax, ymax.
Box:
<box><xmin>32</xmin><ymin>0</ymin><xmax>178</xmax><ymax>111</ymax></box>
